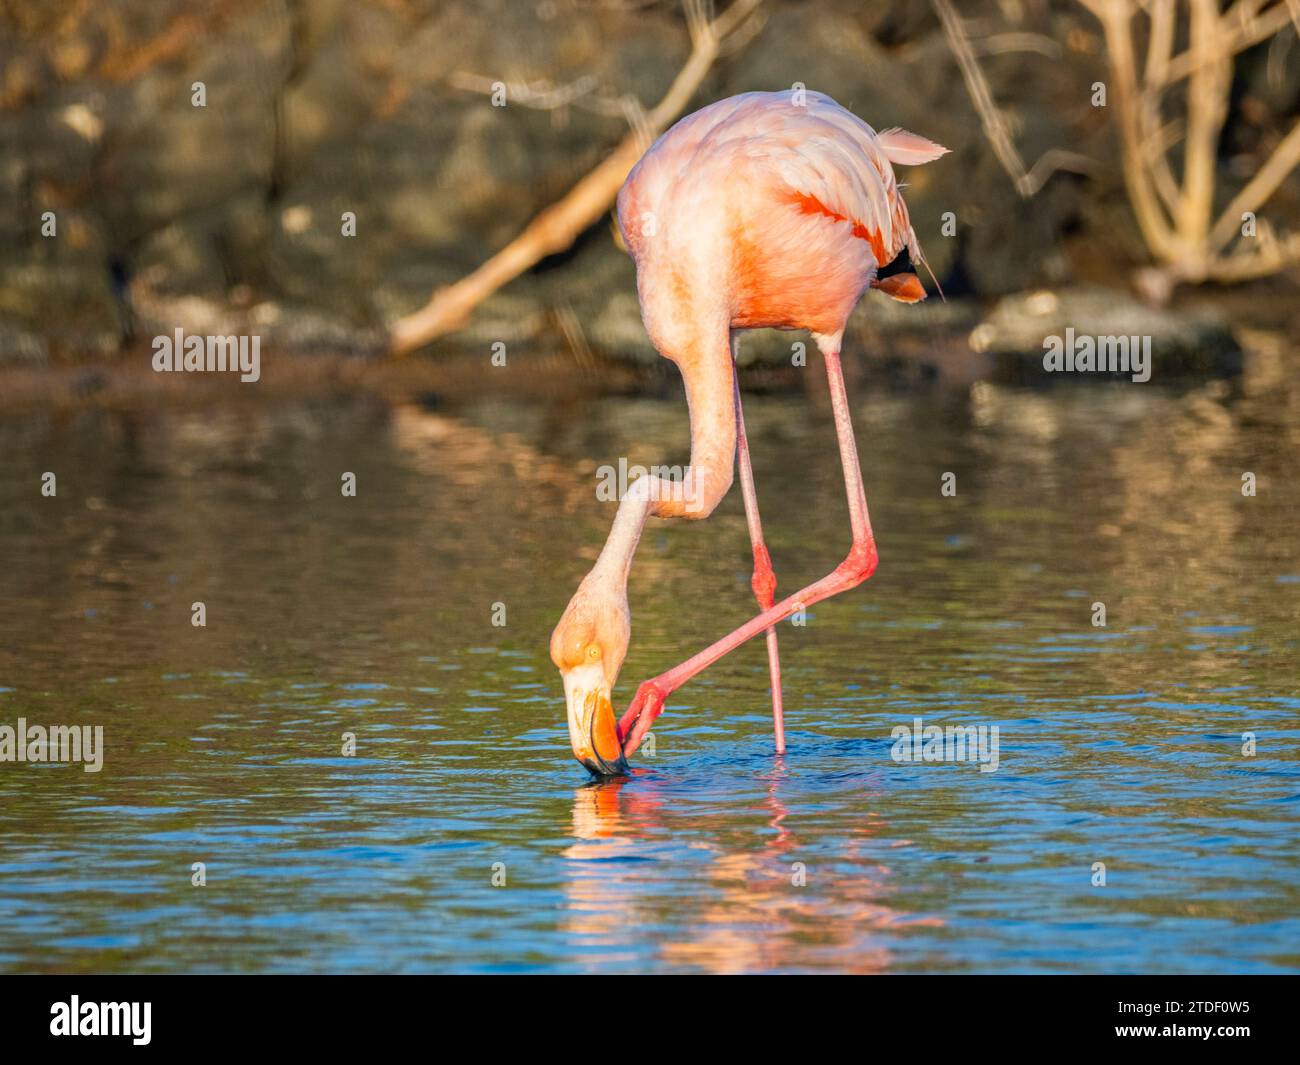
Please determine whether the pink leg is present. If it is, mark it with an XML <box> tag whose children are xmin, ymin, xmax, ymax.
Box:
<box><xmin>619</xmin><ymin>346</ymin><xmax>877</xmax><ymax>756</ymax></box>
<box><xmin>733</xmin><ymin>375</ymin><xmax>786</xmax><ymax>754</ymax></box>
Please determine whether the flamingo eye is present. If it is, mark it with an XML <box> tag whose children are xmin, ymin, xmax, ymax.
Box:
<box><xmin>587</xmin><ymin>645</ymin><xmax>601</xmax><ymax>660</ymax></box>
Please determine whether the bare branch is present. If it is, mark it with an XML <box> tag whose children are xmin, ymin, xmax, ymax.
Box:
<box><xmin>1089</xmin><ymin>2</ymin><xmax>1179</xmax><ymax>256</ymax></box>
<box><xmin>1082</xmin><ymin>0</ymin><xmax>1300</xmax><ymax>294</ymax></box>
<box><xmin>1164</xmin><ymin>1</ymin><xmax>1298</xmax><ymax>83</ymax></box>
<box><xmin>1179</xmin><ymin>0</ymin><xmax>1232</xmax><ymax>253</ymax></box>
<box><xmin>1208</xmin><ymin>118</ymin><xmax>1300</xmax><ymax>250</ymax></box>
<box><xmin>446</xmin><ymin>73</ymin><xmax>604</xmax><ymax>112</ymax></box>
<box><xmin>1020</xmin><ymin>149</ymin><xmax>1102</xmax><ymax>195</ymax></box>
<box><xmin>1209</xmin><ymin>229</ymin><xmax>1300</xmax><ymax>280</ymax></box>
<box><xmin>386</xmin><ymin>0</ymin><xmax>764</xmax><ymax>356</ymax></box>
<box><xmin>930</xmin><ymin>0</ymin><xmax>1035</xmax><ymax>198</ymax></box>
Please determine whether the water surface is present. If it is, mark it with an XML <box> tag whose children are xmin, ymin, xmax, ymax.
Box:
<box><xmin>1</xmin><ymin>368</ymin><xmax>1297</xmax><ymax>973</ymax></box>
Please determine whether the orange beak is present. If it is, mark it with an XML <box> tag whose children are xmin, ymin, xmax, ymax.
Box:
<box><xmin>870</xmin><ymin>271</ymin><xmax>926</xmax><ymax>302</ymax></box>
<box><xmin>564</xmin><ymin>664</ymin><xmax>628</xmax><ymax>776</ymax></box>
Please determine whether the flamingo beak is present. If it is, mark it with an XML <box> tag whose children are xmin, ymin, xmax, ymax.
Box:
<box><xmin>564</xmin><ymin>663</ymin><xmax>628</xmax><ymax>777</ymax></box>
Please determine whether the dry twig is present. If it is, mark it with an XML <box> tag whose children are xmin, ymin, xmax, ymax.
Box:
<box><xmin>931</xmin><ymin>0</ymin><xmax>1097</xmax><ymax>198</ymax></box>
<box><xmin>387</xmin><ymin>0</ymin><xmax>764</xmax><ymax>357</ymax></box>
<box><xmin>1079</xmin><ymin>0</ymin><xmax>1300</xmax><ymax>296</ymax></box>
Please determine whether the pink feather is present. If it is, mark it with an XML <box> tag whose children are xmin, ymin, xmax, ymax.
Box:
<box><xmin>876</xmin><ymin>127</ymin><xmax>950</xmax><ymax>166</ymax></box>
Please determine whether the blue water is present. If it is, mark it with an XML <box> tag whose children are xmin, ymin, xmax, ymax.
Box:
<box><xmin>0</xmin><ymin>381</ymin><xmax>1297</xmax><ymax>972</ymax></box>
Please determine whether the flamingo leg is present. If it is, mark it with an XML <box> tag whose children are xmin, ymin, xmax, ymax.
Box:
<box><xmin>619</xmin><ymin>345</ymin><xmax>877</xmax><ymax>756</ymax></box>
<box><xmin>733</xmin><ymin>372</ymin><xmax>786</xmax><ymax>754</ymax></box>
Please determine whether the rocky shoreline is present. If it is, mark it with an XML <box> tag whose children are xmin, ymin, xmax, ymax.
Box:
<box><xmin>2</xmin><ymin>1</ymin><xmax>1296</xmax><ymax>371</ymax></box>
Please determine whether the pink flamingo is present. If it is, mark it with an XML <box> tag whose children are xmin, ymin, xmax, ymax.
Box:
<box><xmin>551</xmin><ymin>90</ymin><xmax>947</xmax><ymax>775</ymax></box>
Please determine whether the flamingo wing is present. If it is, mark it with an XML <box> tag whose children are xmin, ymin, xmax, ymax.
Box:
<box><xmin>618</xmin><ymin>90</ymin><xmax>947</xmax><ymax>311</ymax></box>
<box><xmin>625</xmin><ymin>91</ymin><xmax>945</xmax><ymax>276</ymax></box>
<box><xmin>743</xmin><ymin>92</ymin><xmax>946</xmax><ymax>274</ymax></box>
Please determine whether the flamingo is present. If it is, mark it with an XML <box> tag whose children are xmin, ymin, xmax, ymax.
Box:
<box><xmin>551</xmin><ymin>89</ymin><xmax>948</xmax><ymax>776</ymax></box>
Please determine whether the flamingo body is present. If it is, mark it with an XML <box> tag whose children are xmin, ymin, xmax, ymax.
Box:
<box><xmin>553</xmin><ymin>90</ymin><xmax>947</xmax><ymax>775</ymax></box>
<box><xmin>617</xmin><ymin>90</ymin><xmax>941</xmax><ymax>348</ymax></box>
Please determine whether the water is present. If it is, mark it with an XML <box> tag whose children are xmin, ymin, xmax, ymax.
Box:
<box><xmin>1</xmin><ymin>368</ymin><xmax>1297</xmax><ymax>973</ymax></box>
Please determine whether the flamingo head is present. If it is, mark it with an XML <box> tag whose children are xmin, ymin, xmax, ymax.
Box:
<box><xmin>550</xmin><ymin>584</ymin><xmax>630</xmax><ymax>777</ymax></box>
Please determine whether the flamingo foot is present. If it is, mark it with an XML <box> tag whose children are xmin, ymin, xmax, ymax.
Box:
<box><xmin>618</xmin><ymin>680</ymin><xmax>668</xmax><ymax>759</ymax></box>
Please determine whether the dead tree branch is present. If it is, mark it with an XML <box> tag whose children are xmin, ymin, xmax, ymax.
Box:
<box><xmin>931</xmin><ymin>0</ymin><xmax>1098</xmax><ymax>198</ymax></box>
<box><xmin>387</xmin><ymin>0</ymin><xmax>764</xmax><ymax>357</ymax></box>
<box><xmin>1080</xmin><ymin>0</ymin><xmax>1300</xmax><ymax>297</ymax></box>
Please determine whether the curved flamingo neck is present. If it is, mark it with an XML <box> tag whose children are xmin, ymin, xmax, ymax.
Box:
<box><xmin>589</xmin><ymin>486</ymin><xmax>654</xmax><ymax>590</ymax></box>
<box><xmin>587</xmin><ymin>336</ymin><xmax>738</xmax><ymax>592</ymax></box>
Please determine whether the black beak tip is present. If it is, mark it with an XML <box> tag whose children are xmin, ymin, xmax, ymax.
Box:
<box><xmin>581</xmin><ymin>753</ymin><xmax>630</xmax><ymax>778</ymax></box>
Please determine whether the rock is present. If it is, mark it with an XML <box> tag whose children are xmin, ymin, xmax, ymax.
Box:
<box><xmin>126</xmin><ymin>287</ymin><xmax>383</xmax><ymax>358</ymax></box>
<box><xmin>94</xmin><ymin>3</ymin><xmax>290</xmax><ymax>243</ymax></box>
<box><xmin>0</xmin><ymin>261</ymin><xmax>122</xmax><ymax>360</ymax></box>
<box><xmin>0</xmin><ymin>323</ymin><xmax>50</xmax><ymax>365</ymax></box>
<box><xmin>0</xmin><ymin>0</ymin><xmax>1290</xmax><ymax>368</ymax></box>
<box><xmin>970</xmin><ymin>286</ymin><xmax>1243</xmax><ymax>382</ymax></box>
<box><xmin>133</xmin><ymin>213</ymin><xmax>231</xmax><ymax>300</ymax></box>
<box><xmin>267</xmin><ymin>0</ymin><xmax>690</xmax><ymax>328</ymax></box>
<box><xmin>0</xmin><ymin>244</ymin><xmax>123</xmax><ymax>361</ymax></box>
<box><xmin>248</xmin><ymin>300</ymin><xmax>386</xmax><ymax>356</ymax></box>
